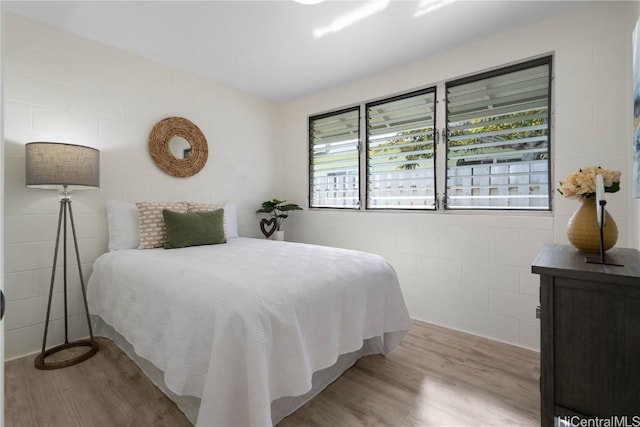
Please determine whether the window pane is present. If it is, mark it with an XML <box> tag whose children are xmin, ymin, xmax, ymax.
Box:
<box><xmin>309</xmin><ymin>107</ymin><xmax>360</xmax><ymax>208</ymax></box>
<box><xmin>366</xmin><ymin>89</ymin><xmax>436</xmax><ymax>209</ymax></box>
<box><xmin>446</xmin><ymin>58</ymin><xmax>551</xmax><ymax>210</ymax></box>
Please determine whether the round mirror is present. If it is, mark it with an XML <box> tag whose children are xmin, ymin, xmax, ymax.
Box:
<box><xmin>148</xmin><ymin>117</ymin><xmax>208</xmax><ymax>177</ymax></box>
<box><xmin>169</xmin><ymin>136</ymin><xmax>192</xmax><ymax>159</ymax></box>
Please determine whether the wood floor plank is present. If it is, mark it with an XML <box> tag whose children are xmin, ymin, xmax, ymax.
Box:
<box><xmin>280</xmin><ymin>321</ymin><xmax>540</xmax><ymax>427</ymax></box>
<box><xmin>4</xmin><ymin>338</ymin><xmax>191</xmax><ymax>427</ymax></box>
<box><xmin>5</xmin><ymin>321</ymin><xmax>540</xmax><ymax>427</ymax></box>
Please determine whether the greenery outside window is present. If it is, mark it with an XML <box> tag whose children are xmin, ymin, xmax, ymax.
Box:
<box><xmin>366</xmin><ymin>88</ymin><xmax>437</xmax><ymax>209</ymax></box>
<box><xmin>308</xmin><ymin>56</ymin><xmax>552</xmax><ymax>212</ymax></box>
<box><xmin>445</xmin><ymin>57</ymin><xmax>552</xmax><ymax>210</ymax></box>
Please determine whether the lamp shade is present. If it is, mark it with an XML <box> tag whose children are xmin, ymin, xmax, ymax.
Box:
<box><xmin>26</xmin><ymin>142</ymin><xmax>100</xmax><ymax>190</ymax></box>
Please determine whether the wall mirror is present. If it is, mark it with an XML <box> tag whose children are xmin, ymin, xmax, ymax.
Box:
<box><xmin>169</xmin><ymin>136</ymin><xmax>192</xmax><ymax>159</ymax></box>
<box><xmin>148</xmin><ymin>117</ymin><xmax>208</xmax><ymax>177</ymax></box>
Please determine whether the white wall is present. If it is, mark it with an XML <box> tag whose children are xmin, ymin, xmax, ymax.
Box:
<box><xmin>279</xmin><ymin>2</ymin><xmax>638</xmax><ymax>350</ymax></box>
<box><xmin>3</xmin><ymin>2</ymin><xmax>638</xmax><ymax>360</ymax></box>
<box><xmin>2</xmin><ymin>14</ymin><xmax>279</xmax><ymax>360</ymax></box>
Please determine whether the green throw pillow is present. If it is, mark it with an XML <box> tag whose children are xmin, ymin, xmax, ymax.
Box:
<box><xmin>162</xmin><ymin>208</ymin><xmax>226</xmax><ymax>249</ymax></box>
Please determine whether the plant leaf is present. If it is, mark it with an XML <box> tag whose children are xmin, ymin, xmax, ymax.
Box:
<box><xmin>278</xmin><ymin>203</ymin><xmax>302</xmax><ymax>211</ymax></box>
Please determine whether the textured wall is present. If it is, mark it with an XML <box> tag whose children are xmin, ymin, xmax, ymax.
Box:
<box><xmin>3</xmin><ymin>2</ymin><xmax>637</xmax><ymax>360</ymax></box>
<box><xmin>3</xmin><ymin>14</ymin><xmax>279</xmax><ymax>360</ymax></box>
<box><xmin>278</xmin><ymin>2</ymin><xmax>637</xmax><ymax>350</ymax></box>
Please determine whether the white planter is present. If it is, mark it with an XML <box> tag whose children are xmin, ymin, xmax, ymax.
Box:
<box><xmin>272</xmin><ymin>230</ymin><xmax>285</xmax><ymax>241</ymax></box>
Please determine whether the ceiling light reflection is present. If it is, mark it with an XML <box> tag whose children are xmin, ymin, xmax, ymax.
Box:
<box><xmin>314</xmin><ymin>0</ymin><xmax>390</xmax><ymax>39</ymax></box>
<box><xmin>414</xmin><ymin>0</ymin><xmax>457</xmax><ymax>18</ymax></box>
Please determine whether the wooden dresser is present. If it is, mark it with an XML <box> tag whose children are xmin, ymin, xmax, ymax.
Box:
<box><xmin>531</xmin><ymin>244</ymin><xmax>640</xmax><ymax>426</ymax></box>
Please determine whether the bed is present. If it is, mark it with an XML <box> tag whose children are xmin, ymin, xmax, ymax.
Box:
<box><xmin>87</xmin><ymin>202</ymin><xmax>411</xmax><ymax>426</ymax></box>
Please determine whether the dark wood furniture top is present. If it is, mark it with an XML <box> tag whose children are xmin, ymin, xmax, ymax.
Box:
<box><xmin>532</xmin><ymin>244</ymin><xmax>640</xmax><ymax>286</ymax></box>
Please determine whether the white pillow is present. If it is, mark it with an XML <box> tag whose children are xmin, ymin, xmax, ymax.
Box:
<box><xmin>106</xmin><ymin>200</ymin><xmax>140</xmax><ymax>251</ymax></box>
<box><xmin>223</xmin><ymin>201</ymin><xmax>239</xmax><ymax>239</ymax></box>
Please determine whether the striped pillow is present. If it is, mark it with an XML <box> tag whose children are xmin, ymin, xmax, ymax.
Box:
<box><xmin>136</xmin><ymin>201</ymin><xmax>188</xmax><ymax>249</ymax></box>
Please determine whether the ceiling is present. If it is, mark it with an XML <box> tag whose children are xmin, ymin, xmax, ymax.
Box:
<box><xmin>3</xmin><ymin>0</ymin><xmax>594</xmax><ymax>103</ymax></box>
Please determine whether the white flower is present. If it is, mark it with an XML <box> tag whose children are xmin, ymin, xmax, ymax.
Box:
<box><xmin>557</xmin><ymin>166</ymin><xmax>621</xmax><ymax>199</ymax></box>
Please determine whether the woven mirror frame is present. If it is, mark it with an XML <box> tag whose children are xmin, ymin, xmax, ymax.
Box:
<box><xmin>149</xmin><ymin>117</ymin><xmax>208</xmax><ymax>177</ymax></box>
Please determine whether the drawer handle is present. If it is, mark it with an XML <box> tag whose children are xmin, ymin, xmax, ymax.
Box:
<box><xmin>536</xmin><ymin>306</ymin><xmax>541</xmax><ymax>319</ymax></box>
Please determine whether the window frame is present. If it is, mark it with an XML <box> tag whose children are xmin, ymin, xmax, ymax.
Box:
<box><xmin>365</xmin><ymin>87</ymin><xmax>438</xmax><ymax>211</ymax></box>
<box><xmin>307</xmin><ymin>55</ymin><xmax>553</xmax><ymax>213</ymax></box>
<box><xmin>308</xmin><ymin>106</ymin><xmax>361</xmax><ymax>210</ymax></box>
<box><xmin>444</xmin><ymin>56</ymin><xmax>553</xmax><ymax>211</ymax></box>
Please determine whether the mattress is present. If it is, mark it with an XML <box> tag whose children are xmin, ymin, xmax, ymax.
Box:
<box><xmin>87</xmin><ymin>237</ymin><xmax>411</xmax><ymax>426</ymax></box>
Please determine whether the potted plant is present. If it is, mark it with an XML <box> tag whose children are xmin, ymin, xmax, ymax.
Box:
<box><xmin>256</xmin><ymin>198</ymin><xmax>302</xmax><ymax>240</ymax></box>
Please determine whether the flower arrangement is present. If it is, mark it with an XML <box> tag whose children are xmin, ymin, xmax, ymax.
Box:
<box><xmin>557</xmin><ymin>166</ymin><xmax>621</xmax><ymax>199</ymax></box>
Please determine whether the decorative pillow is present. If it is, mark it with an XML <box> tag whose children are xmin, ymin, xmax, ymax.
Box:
<box><xmin>186</xmin><ymin>202</ymin><xmax>223</xmax><ymax>213</ymax></box>
<box><xmin>162</xmin><ymin>209</ymin><xmax>226</xmax><ymax>249</ymax></box>
<box><xmin>187</xmin><ymin>201</ymin><xmax>239</xmax><ymax>239</ymax></box>
<box><xmin>222</xmin><ymin>201</ymin><xmax>239</xmax><ymax>239</ymax></box>
<box><xmin>136</xmin><ymin>201</ymin><xmax>188</xmax><ymax>249</ymax></box>
<box><xmin>106</xmin><ymin>200</ymin><xmax>140</xmax><ymax>251</ymax></box>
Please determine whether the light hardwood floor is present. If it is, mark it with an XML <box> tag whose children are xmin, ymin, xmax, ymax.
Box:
<box><xmin>5</xmin><ymin>321</ymin><xmax>540</xmax><ymax>427</ymax></box>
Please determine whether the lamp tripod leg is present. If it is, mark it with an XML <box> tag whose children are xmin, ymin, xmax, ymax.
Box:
<box><xmin>34</xmin><ymin>198</ymin><xmax>98</xmax><ymax>370</ymax></box>
<box><xmin>67</xmin><ymin>201</ymin><xmax>95</xmax><ymax>341</ymax></box>
<box><xmin>63</xmin><ymin>200</ymin><xmax>68</xmax><ymax>344</ymax></box>
<box><xmin>38</xmin><ymin>200</ymin><xmax>65</xmax><ymax>360</ymax></box>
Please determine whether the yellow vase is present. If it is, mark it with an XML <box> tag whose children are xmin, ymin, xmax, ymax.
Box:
<box><xmin>566</xmin><ymin>197</ymin><xmax>618</xmax><ymax>253</ymax></box>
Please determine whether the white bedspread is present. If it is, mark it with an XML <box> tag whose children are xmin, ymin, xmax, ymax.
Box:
<box><xmin>87</xmin><ymin>238</ymin><xmax>411</xmax><ymax>426</ymax></box>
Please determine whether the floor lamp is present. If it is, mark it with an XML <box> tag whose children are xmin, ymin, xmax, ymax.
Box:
<box><xmin>26</xmin><ymin>142</ymin><xmax>100</xmax><ymax>370</ymax></box>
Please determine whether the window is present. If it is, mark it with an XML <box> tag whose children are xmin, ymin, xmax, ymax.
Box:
<box><xmin>366</xmin><ymin>89</ymin><xmax>437</xmax><ymax>209</ymax></box>
<box><xmin>445</xmin><ymin>57</ymin><xmax>551</xmax><ymax>210</ymax></box>
<box><xmin>309</xmin><ymin>107</ymin><xmax>360</xmax><ymax>208</ymax></box>
<box><xmin>308</xmin><ymin>56</ymin><xmax>552</xmax><ymax>212</ymax></box>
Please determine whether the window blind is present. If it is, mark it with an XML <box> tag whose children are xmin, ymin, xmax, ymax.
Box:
<box><xmin>309</xmin><ymin>107</ymin><xmax>360</xmax><ymax>208</ymax></box>
<box><xmin>366</xmin><ymin>89</ymin><xmax>436</xmax><ymax>209</ymax></box>
<box><xmin>446</xmin><ymin>58</ymin><xmax>551</xmax><ymax>210</ymax></box>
